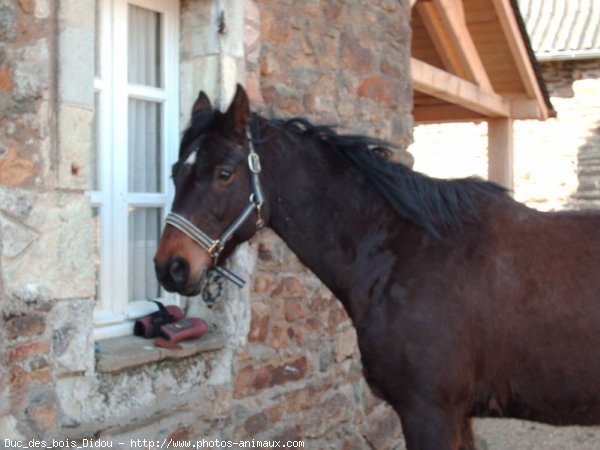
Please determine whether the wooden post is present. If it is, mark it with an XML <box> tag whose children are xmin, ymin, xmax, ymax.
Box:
<box><xmin>487</xmin><ymin>117</ymin><xmax>514</xmax><ymax>191</ymax></box>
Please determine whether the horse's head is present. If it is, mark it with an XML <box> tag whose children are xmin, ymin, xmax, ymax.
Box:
<box><xmin>154</xmin><ymin>84</ymin><xmax>265</xmax><ymax>296</ymax></box>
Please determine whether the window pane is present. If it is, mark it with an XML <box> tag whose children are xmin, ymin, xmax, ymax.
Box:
<box><xmin>128</xmin><ymin>5</ymin><xmax>162</xmax><ymax>87</ymax></box>
<box><xmin>128</xmin><ymin>99</ymin><xmax>162</xmax><ymax>192</ymax></box>
<box><xmin>91</xmin><ymin>206</ymin><xmax>101</xmax><ymax>306</ymax></box>
<box><xmin>128</xmin><ymin>207</ymin><xmax>161</xmax><ymax>303</ymax></box>
<box><xmin>95</xmin><ymin>0</ymin><xmax>101</xmax><ymax>78</ymax></box>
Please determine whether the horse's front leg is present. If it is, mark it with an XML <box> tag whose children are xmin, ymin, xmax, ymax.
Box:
<box><xmin>398</xmin><ymin>401</ymin><xmax>468</xmax><ymax>450</ymax></box>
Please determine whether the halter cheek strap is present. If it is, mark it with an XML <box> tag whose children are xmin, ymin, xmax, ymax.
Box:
<box><xmin>164</xmin><ymin>127</ymin><xmax>264</xmax><ymax>289</ymax></box>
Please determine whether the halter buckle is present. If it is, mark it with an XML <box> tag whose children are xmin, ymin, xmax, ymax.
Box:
<box><xmin>248</xmin><ymin>152</ymin><xmax>262</xmax><ymax>174</ymax></box>
<box><xmin>207</xmin><ymin>239</ymin><xmax>223</xmax><ymax>258</ymax></box>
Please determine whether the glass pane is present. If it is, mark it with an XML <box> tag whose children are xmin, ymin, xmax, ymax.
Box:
<box><xmin>95</xmin><ymin>0</ymin><xmax>101</xmax><ymax>77</ymax></box>
<box><xmin>91</xmin><ymin>206</ymin><xmax>101</xmax><ymax>306</ymax></box>
<box><xmin>128</xmin><ymin>5</ymin><xmax>162</xmax><ymax>87</ymax></box>
<box><xmin>128</xmin><ymin>207</ymin><xmax>161</xmax><ymax>303</ymax></box>
<box><xmin>128</xmin><ymin>99</ymin><xmax>162</xmax><ymax>192</ymax></box>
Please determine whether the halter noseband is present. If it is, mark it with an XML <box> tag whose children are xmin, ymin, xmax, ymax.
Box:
<box><xmin>164</xmin><ymin>128</ymin><xmax>265</xmax><ymax>288</ymax></box>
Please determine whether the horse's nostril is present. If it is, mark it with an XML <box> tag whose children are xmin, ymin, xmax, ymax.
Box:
<box><xmin>168</xmin><ymin>257</ymin><xmax>189</xmax><ymax>287</ymax></box>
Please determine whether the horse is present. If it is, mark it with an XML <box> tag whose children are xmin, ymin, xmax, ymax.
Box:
<box><xmin>154</xmin><ymin>84</ymin><xmax>600</xmax><ymax>450</ymax></box>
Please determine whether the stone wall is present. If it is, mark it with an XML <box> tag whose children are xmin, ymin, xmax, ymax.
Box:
<box><xmin>0</xmin><ymin>0</ymin><xmax>95</xmax><ymax>438</ymax></box>
<box><xmin>0</xmin><ymin>0</ymin><xmax>414</xmax><ymax>447</ymax></box>
<box><xmin>229</xmin><ymin>0</ymin><xmax>413</xmax><ymax>447</ymax></box>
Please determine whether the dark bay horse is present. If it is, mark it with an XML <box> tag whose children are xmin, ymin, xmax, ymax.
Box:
<box><xmin>154</xmin><ymin>84</ymin><xmax>600</xmax><ymax>450</ymax></box>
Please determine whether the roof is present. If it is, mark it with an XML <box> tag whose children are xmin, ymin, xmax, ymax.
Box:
<box><xmin>518</xmin><ymin>0</ymin><xmax>600</xmax><ymax>60</ymax></box>
<box><xmin>411</xmin><ymin>0</ymin><xmax>555</xmax><ymax>123</ymax></box>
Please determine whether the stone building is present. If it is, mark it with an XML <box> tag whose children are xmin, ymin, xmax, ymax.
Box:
<box><xmin>0</xmin><ymin>0</ymin><xmax>411</xmax><ymax>445</ymax></box>
<box><xmin>0</xmin><ymin>0</ymin><xmax>580</xmax><ymax>448</ymax></box>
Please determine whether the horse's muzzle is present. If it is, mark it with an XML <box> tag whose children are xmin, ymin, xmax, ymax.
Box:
<box><xmin>154</xmin><ymin>256</ymin><xmax>205</xmax><ymax>296</ymax></box>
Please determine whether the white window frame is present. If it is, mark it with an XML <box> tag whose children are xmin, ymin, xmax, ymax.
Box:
<box><xmin>91</xmin><ymin>0</ymin><xmax>180</xmax><ymax>340</ymax></box>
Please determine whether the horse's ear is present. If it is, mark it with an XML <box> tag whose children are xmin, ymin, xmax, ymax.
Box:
<box><xmin>224</xmin><ymin>84</ymin><xmax>249</xmax><ymax>137</ymax></box>
<box><xmin>192</xmin><ymin>91</ymin><xmax>212</xmax><ymax>114</ymax></box>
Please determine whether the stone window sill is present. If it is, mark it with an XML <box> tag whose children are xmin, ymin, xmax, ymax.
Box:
<box><xmin>95</xmin><ymin>331</ymin><xmax>227</xmax><ymax>373</ymax></box>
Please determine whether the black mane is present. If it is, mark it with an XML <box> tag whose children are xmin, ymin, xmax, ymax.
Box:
<box><xmin>272</xmin><ymin>117</ymin><xmax>507</xmax><ymax>237</ymax></box>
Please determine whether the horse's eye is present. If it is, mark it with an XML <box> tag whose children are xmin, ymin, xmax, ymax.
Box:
<box><xmin>217</xmin><ymin>168</ymin><xmax>233</xmax><ymax>181</ymax></box>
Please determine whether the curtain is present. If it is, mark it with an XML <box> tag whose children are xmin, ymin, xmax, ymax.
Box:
<box><xmin>127</xmin><ymin>5</ymin><xmax>163</xmax><ymax>302</ymax></box>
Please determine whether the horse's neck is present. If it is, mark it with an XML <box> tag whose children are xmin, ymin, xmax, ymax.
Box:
<box><xmin>261</xmin><ymin>128</ymin><xmax>411</xmax><ymax>322</ymax></box>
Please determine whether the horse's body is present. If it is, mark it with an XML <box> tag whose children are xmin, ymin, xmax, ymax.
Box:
<box><xmin>155</xmin><ymin>85</ymin><xmax>600</xmax><ymax>450</ymax></box>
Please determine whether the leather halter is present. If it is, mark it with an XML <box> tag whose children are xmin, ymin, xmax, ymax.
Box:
<box><xmin>164</xmin><ymin>128</ymin><xmax>265</xmax><ymax>288</ymax></box>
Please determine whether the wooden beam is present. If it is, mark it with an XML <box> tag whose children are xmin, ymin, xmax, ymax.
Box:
<box><xmin>411</xmin><ymin>58</ymin><xmax>510</xmax><ymax>117</ymax></box>
<box><xmin>490</xmin><ymin>0</ymin><xmax>549</xmax><ymax>120</ymax></box>
<box><xmin>416</xmin><ymin>2</ymin><xmax>467</xmax><ymax>78</ymax></box>
<box><xmin>488</xmin><ymin>118</ymin><xmax>514</xmax><ymax>190</ymax></box>
<box><xmin>429</xmin><ymin>0</ymin><xmax>493</xmax><ymax>91</ymax></box>
<box><xmin>413</xmin><ymin>104</ymin><xmax>486</xmax><ymax>124</ymax></box>
<box><xmin>510</xmin><ymin>95</ymin><xmax>547</xmax><ymax>120</ymax></box>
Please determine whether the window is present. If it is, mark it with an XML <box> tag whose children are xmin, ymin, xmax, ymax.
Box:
<box><xmin>91</xmin><ymin>0</ymin><xmax>179</xmax><ymax>339</ymax></box>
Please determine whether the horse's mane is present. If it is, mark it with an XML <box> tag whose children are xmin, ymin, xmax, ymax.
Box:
<box><xmin>271</xmin><ymin>116</ymin><xmax>507</xmax><ymax>237</ymax></box>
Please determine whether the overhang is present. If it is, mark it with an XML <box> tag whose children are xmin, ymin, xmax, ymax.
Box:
<box><xmin>411</xmin><ymin>0</ymin><xmax>555</xmax><ymax>124</ymax></box>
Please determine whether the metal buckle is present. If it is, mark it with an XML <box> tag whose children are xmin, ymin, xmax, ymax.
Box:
<box><xmin>248</xmin><ymin>152</ymin><xmax>262</xmax><ymax>174</ymax></box>
<box><xmin>207</xmin><ymin>239</ymin><xmax>223</xmax><ymax>258</ymax></box>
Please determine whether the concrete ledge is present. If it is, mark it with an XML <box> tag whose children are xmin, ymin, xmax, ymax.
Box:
<box><xmin>95</xmin><ymin>331</ymin><xmax>228</xmax><ymax>373</ymax></box>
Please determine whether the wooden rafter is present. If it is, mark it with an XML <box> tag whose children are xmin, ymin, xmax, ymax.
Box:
<box><xmin>416</xmin><ymin>2</ymin><xmax>466</xmax><ymax>79</ymax></box>
<box><xmin>411</xmin><ymin>58</ymin><xmax>510</xmax><ymax>117</ymax></box>
<box><xmin>490</xmin><ymin>0</ymin><xmax>550</xmax><ymax>119</ymax></box>
<box><xmin>426</xmin><ymin>0</ymin><xmax>493</xmax><ymax>91</ymax></box>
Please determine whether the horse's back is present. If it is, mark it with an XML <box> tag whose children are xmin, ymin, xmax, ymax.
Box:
<box><xmin>474</xmin><ymin>201</ymin><xmax>600</xmax><ymax>425</ymax></box>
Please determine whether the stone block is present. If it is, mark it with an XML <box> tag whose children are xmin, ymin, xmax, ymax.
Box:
<box><xmin>8</xmin><ymin>365</ymin><xmax>52</xmax><ymax>392</ymax></box>
<box><xmin>5</xmin><ymin>340</ymin><xmax>50</xmax><ymax>364</ymax></box>
<box><xmin>358</xmin><ymin>75</ymin><xmax>396</xmax><ymax>107</ymax></box>
<box><xmin>59</xmin><ymin>0</ymin><xmax>94</xmax><ymax>30</ymax></box>
<box><xmin>59</xmin><ymin>27</ymin><xmax>94</xmax><ymax>107</ymax></box>
<box><xmin>180</xmin><ymin>56</ymin><xmax>220</xmax><ymax>121</ymax></box>
<box><xmin>340</xmin><ymin>32</ymin><xmax>374</xmax><ymax>75</ymax></box>
<box><xmin>50</xmin><ymin>299</ymin><xmax>94</xmax><ymax>375</ymax></box>
<box><xmin>221</xmin><ymin>0</ymin><xmax>245</xmax><ymax>58</ymax></box>
<box><xmin>0</xmin><ymin>147</ymin><xmax>36</xmax><ymax>187</ymax></box>
<box><xmin>57</xmin><ymin>103</ymin><xmax>93</xmax><ymax>189</ymax></box>
<box><xmin>35</xmin><ymin>0</ymin><xmax>50</xmax><ymax>19</ymax></box>
<box><xmin>270</xmin><ymin>276</ymin><xmax>306</xmax><ymax>300</ymax></box>
<box><xmin>56</xmin><ymin>376</ymin><xmax>101</xmax><ymax>426</ymax></box>
<box><xmin>6</xmin><ymin>314</ymin><xmax>45</xmax><ymax>339</ymax></box>
<box><xmin>302</xmin><ymin>392</ymin><xmax>352</xmax><ymax>438</ymax></box>
<box><xmin>26</xmin><ymin>403</ymin><xmax>57</xmax><ymax>437</ymax></box>
<box><xmin>284</xmin><ymin>298</ymin><xmax>306</xmax><ymax>322</ymax></box>
<box><xmin>336</xmin><ymin>327</ymin><xmax>358</xmax><ymax>362</ymax></box>
<box><xmin>181</xmin><ymin>0</ymin><xmax>219</xmax><ymax>58</ymax></box>
<box><xmin>0</xmin><ymin>414</ymin><xmax>27</xmax><ymax>440</ymax></box>
<box><xmin>0</xmin><ymin>66</ymin><xmax>12</xmax><ymax>91</ymax></box>
<box><xmin>0</xmin><ymin>210</ymin><xmax>37</xmax><ymax>260</ymax></box>
<box><xmin>0</xmin><ymin>2</ymin><xmax>17</xmax><ymax>41</ymax></box>
<box><xmin>12</xmin><ymin>38</ymin><xmax>50</xmax><ymax>101</ymax></box>
<box><xmin>1</xmin><ymin>191</ymin><xmax>95</xmax><ymax>301</ymax></box>
<box><xmin>248</xmin><ymin>301</ymin><xmax>270</xmax><ymax>342</ymax></box>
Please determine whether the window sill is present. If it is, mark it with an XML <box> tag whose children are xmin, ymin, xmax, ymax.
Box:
<box><xmin>95</xmin><ymin>331</ymin><xmax>228</xmax><ymax>373</ymax></box>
